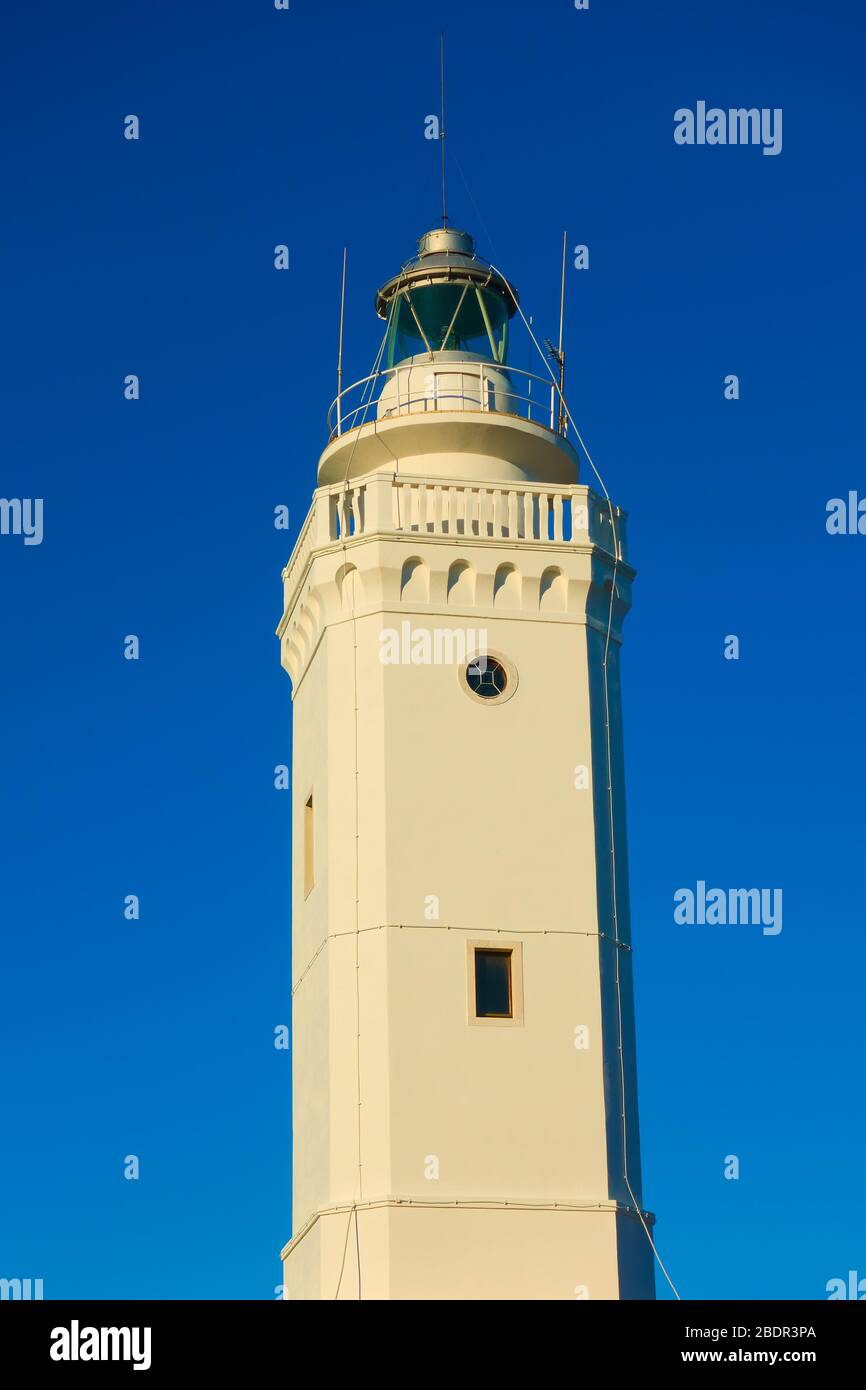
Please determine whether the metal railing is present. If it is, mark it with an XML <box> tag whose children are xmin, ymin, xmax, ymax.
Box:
<box><xmin>327</xmin><ymin>361</ymin><xmax>568</xmax><ymax>441</ymax></box>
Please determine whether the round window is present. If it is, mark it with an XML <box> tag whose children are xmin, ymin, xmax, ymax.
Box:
<box><xmin>466</xmin><ymin>656</ymin><xmax>507</xmax><ymax>698</ymax></box>
<box><xmin>460</xmin><ymin>652</ymin><xmax>518</xmax><ymax>705</ymax></box>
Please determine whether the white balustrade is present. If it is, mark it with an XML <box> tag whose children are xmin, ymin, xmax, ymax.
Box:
<box><xmin>282</xmin><ymin>476</ymin><xmax>624</xmax><ymax>598</ymax></box>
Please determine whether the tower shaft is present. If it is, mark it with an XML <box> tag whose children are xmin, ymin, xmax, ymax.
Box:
<box><xmin>278</xmin><ymin>425</ymin><xmax>654</xmax><ymax>1298</ymax></box>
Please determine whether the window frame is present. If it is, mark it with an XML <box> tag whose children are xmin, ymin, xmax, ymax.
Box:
<box><xmin>458</xmin><ymin>649</ymin><xmax>519</xmax><ymax>706</ymax></box>
<box><xmin>467</xmin><ymin>940</ymin><xmax>524</xmax><ymax>1027</ymax></box>
<box><xmin>303</xmin><ymin>791</ymin><xmax>315</xmax><ymax>899</ymax></box>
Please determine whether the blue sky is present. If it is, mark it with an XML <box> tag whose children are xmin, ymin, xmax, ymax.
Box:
<box><xmin>1</xmin><ymin>0</ymin><xmax>864</xmax><ymax>1299</ymax></box>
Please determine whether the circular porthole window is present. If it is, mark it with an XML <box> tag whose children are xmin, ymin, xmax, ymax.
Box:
<box><xmin>459</xmin><ymin>652</ymin><xmax>518</xmax><ymax>705</ymax></box>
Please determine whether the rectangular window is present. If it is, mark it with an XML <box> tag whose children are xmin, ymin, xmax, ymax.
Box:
<box><xmin>467</xmin><ymin>941</ymin><xmax>523</xmax><ymax>1025</ymax></box>
<box><xmin>474</xmin><ymin>948</ymin><xmax>512</xmax><ymax>1018</ymax></box>
<box><xmin>304</xmin><ymin>793</ymin><xmax>314</xmax><ymax>898</ymax></box>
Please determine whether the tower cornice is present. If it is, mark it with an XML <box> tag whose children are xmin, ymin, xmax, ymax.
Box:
<box><xmin>280</xmin><ymin>471</ymin><xmax>628</xmax><ymax>609</ymax></box>
<box><xmin>277</xmin><ymin>472</ymin><xmax>633</xmax><ymax>693</ymax></box>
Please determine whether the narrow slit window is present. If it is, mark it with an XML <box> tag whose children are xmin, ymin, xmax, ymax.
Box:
<box><xmin>474</xmin><ymin>948</ymin><xmax>512</xmax><ymax>1018</ymax></box>
<box><xmin>304</xmin><ymin>793</ymin><xmax>314</xmax><ymax>898</ymax></box>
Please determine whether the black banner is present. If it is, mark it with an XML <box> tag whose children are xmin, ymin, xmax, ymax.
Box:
<box><xmin>1</xmin><ymin>1299</ymin><xmax>861</xmax><ymax>1374</ymax></box>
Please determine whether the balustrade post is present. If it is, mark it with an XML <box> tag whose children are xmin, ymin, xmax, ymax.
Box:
<box><xmin>361</xmin><ymin>472</ymin><xmax>392</xmax><ymax>534</ymax></box>
<box><xmin>553</xmin><ymin>494</ymin><xmax>564</xmax><ymax>542</ymax></box>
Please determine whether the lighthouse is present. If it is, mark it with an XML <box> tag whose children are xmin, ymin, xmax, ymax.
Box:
<box><xmin>277</xmin><ymin>225</ymin><xmax>656</xmax><ymax>1300</ymax></box>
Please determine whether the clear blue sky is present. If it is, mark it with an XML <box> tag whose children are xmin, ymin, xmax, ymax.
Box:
<box><xmin>2</xmin><ymin>0</ymin><xmax>864</xmax><ymax>1300</ymax></box>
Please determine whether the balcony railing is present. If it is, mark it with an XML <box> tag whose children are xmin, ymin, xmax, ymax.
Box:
<box><xmin>327</xmin><ymin>362</ymin><xmax>568</xmax><ymax>441</ymax></box>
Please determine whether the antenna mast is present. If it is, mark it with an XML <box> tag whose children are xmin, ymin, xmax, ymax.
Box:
<box><xmin>557</xmin><ymin>229</ymin><xmax>567</xmax><ymax>434</ymax></box>
<box><xmin>544</xmin><ymin>233</ymin><xmax>568</xmax><ymax>435</ymax></box>
<box><xmin>336</xmin><ymin>247</ymin><xmax>347</xmax><ymax>435</ymax></box>
<box><xmin>440</xmin><ymin>32</ymin><xmax>447</xmax><ymax>227</ymax></box>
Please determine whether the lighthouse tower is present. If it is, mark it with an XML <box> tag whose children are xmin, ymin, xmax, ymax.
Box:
<box><xmin>278</xmin><ymin>227</ymin><xmax>656</xmax><ymax>1300</ymax></box>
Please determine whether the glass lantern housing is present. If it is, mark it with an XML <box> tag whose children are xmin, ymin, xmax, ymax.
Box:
<box><xmin>376</xmin><ymin>227</ymin><xmax>517</xmax><ymax>372</ymax></box>
<box><xmin>385</xmin><ymin>283</ymin><xmax>509</xmax><ymax>368</ymax></box>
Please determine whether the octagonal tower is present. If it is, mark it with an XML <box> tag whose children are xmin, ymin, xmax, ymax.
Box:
<box><xmin>277</xmin><ymin>226</ymin><xmax>655</xmax><ymax>1301</ymax></box>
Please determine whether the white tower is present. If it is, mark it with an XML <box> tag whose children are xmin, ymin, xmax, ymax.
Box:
<box><xmin>278</xmin><ymin>227</ymin><xmax>656</xmax><ymax>1300</ymax></box>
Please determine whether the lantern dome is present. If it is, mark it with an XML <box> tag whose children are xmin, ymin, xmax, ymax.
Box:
<box><xmin>375</xmin><ymin>227</ymin><xmax>519</xmax><ymax>369</ymax></box>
